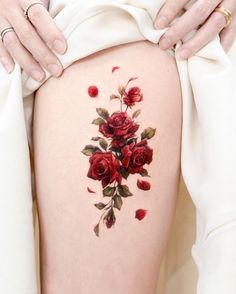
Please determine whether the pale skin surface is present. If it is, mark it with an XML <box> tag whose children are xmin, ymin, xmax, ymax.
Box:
<box><xmin>33</xmin><ymin>41</ymin><xmax>182</xmax><ymax>294</ymax></box>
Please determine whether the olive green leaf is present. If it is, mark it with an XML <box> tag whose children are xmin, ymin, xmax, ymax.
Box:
<box><xmin>103</xmin><ymin>186</ymin><xmax>116</xmax><ymax>197</ymax></box>
<box><xmin>114</xmin><ymin>194</ymin><xmax>123</xmax><ymax>210</ymax></box>
<box><xmin>94</xmin><ymin>202</ymin><xmax>107</xmax><ymax>210</ymax></box>
<box><xmin>117</xmin><ymin>184</ymin><xmax>133</xmax><ymax>197</ymax></box>
<box><xmin>120</xmin><ymin>166</ymin><xmax>130</xmax><ymax>180</ymax></box>
<box><xmin>92</xmin><ymin>117</ymin><xmax>105</xmax><ymax>125</ymax></box>
<box><xmin>94</xmin><ymin>223</ymin><xmax>99</xmax><ymax>237</ymax></box>
<box><xmin>132</xmin><ymin>109</ymin><xmax>141</xmax><ymax>119</ymax></box>
<box><xmin>96</xmin><ymin>108</ymin><xmax>109</xmax><ymax>120</ymax></box>
<box><xmin>110</xmin><ymin>94</ymin><xmax>120</xmax><ymax>100</ymax></box>
<box><xmin>139</xmin><ymin>169</ymin><xmax>151</xmax><ymax>177</ymax></box>
<box><xmin>127</xmin><ymin>76</ymin><xmax>138</xmax><ymax>84</ymax></box>
<box><xmin>118</xmin><ymin>85</ymin><xmax>126</xmax><ymax>96</ymax></box>
<box><xmin>81</xmin><ymin>145</ymin><xmax>100</xmax><ymax>156</ymax></box>
<box><xmin>91</xmin><ymin>136</ymin><xmax>101</xmax><ymax>141</ymax></box>
<box><xmin>141</xmin><ymin>127</ymin><xmax>156</xmax><ymax>140</ymax></box>
<box><xmin>99</xmin><ymin>138</ymin><xmax>108</xmax><ymax>150</ymax></box>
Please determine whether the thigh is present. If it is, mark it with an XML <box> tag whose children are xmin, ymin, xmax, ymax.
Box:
<box><xmin>33</xmin><ymin>40</ymin><xmax>182</xmax><ymax>294</ymax></box>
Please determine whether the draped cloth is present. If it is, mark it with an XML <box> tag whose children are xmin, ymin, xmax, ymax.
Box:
<box><xmin>0</xmin><ymin>1</ymin><xmax>236</xmax><ymax>293</ymax></box>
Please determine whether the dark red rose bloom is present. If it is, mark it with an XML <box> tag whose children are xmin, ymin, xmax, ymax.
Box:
<box><xmin>137</xmin><ymin>179</ymin><xmax>151</xmax><ymax>191</ymax></box>
<box><xmin>99</xmin><ymin>112</ymin><xmax>139</xmax><ymax>145</ymax></box>
<box><xmin>87</xmin><ymin>152</ymin><xmax>121</xmax><ymax>188</ymax></box>
<box><xmin>123</xmin><ymin>87</ymin><xmax>143</xmax><ymax>106</ymax></box>
<box><xmin>121</xmin><ymin>139</ymin><xmax>153</xmax><ymax>174</ymax></box>
<box><xmin>135</xmin><ymin>209</ymin><xmax>148</xmax><ymax>220</ymax></box>
<box><xmin>103</xmin><ymin>209</ymin><xmax>116</xmax><ymax>228</ymax></box>
<box><xmin>88</xmin><ymin>85</ymin><xmax>99</xmax><ymax>97</ymax></box>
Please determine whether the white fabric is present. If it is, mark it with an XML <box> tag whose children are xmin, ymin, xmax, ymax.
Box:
<box><xmin>0</xmin><ymin>0</ymin><xmax>235</xmax><ymax>293</ymax></box>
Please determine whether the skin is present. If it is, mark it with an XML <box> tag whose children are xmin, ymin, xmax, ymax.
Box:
<box><xmin>0</xmin><ymin>0</ymin><xmax>67</xmax><ymax>80</ymax></box>
<box><xmin>33</xmin><ymin>41</ymin><xmax>182</xmax><ymax>294</ymax></box>
<box><xmin>155</xmin><ymin>0</ymin><xmax>236</xmax><ymax>58</ymax></box>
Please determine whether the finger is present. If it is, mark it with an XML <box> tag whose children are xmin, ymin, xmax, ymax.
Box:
<box><xmin>7</xmin><ymin>9</ymin><xmax>63</xmax><ymax>78</ymax></box>
<box><xmin>0</xmin><ymin>20</ymin><xmax>15</xmax><ymax>73</ymax></box>
<box><xmin>220</xmin><ymin>13</ymin><xmax>236</xmax><ymax>51</ymax></box>
<box><xmin>155</xmin><ymin>0</ymin><xmax>189</xmax><ymax>29</ymax></box>
<box><xmin>176</xmin><ymin>0</ymin><xmax>236</xmax><ymax>59</ymax></box>
<box><xmin>21</xmin><ymin>0</ymin><xmax>67</xmax><ymax>54</ymax></box>
<box><xmin>159</xmin><ymin>0</ymin><xmax>221</xmax><ymax>50</ymax></box>
<box><xmin>2</xmin><ymin>26</ymin><xmax>45</xmax><ymax>81</ymax></box>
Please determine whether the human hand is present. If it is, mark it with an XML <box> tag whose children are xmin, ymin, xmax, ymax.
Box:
<box><xmin>0</xmin><ymin>0</ymin><xmax>67</xmax><ymax>81</ymax></box>
<box><xmin>155</xmin><ymin>0</ymin><xmax>236</xmax><ymax>59</ymax></box>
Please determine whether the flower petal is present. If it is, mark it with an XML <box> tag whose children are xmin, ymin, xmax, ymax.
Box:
<box><xmin>135</xmin><ymin>209</ymin><xmax>148</xmax><ymax>220</ymax></box>
<box><xmin>112</xmin><ymin>66</ymin><xmax>120</xmax><ymax>73</ymax></box>
<box><xmin>88</xmin><ymin>85</ymin><xmax>99</xmax><ymax>97</ymax></box>
<box><xmin>87</xmin><ymin>187</ymin><xmax>96</xmax><ymax>193</ymax></box>
<box><xmin>137</xmin><ymin>179</ymin><xmax>151</xmax><ymax>191</ymax></box>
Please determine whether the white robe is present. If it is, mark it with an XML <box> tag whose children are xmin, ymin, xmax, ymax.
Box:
<box><xmin>0</xmin><ymin>1</ymin><xmax>236</xmax><ymax>293</ymax></box>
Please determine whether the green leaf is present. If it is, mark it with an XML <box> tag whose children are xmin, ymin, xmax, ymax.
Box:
<box><xmin>96</xmin><ymin>108</ymin><xmax>109</xmax><ymax>120</ymax></box>
<box><xmin>92</xmin><ymin>117</ymin><xmax>105</xmax><ymax>125</ymax></box>
<box><xmin>99</xmin><ymin>138</ymin><xmax>108</xmax><ymax>150</ymax></box>
<box><xmin>94</xmin><ymin>223</ymin><xmax>99</xmax><ymax>237</ymax></box>
<box><xmin>132</xmin><ymin>109</ymin><xmax>141</xmax><ymax>119</ymax></box>
<box><xmin>139</xmin><ymin>169</ymin><xmax>150</xmax><ymax>177</ymax></box>
<box><xmin>103</xmin><ymin>186</ymin><xmax>116</xmax><ymax>197</ymax></box>
<box><xmin>117</xmin><ymin>184</ymin><xmax>133</xmax><ymax>197</ymax></box>
<box><xmin>110</xmin><ymin>94</ymin><xmax>120</xmax><ymax>100</ymax></box>
<box><xmin>91</xmin><ymin>136</ymin><xmax>101</xmax><ymax>141</ymax></box>
<box><xmin>114</xmin><ymin>195</ymin><xmax>123</xmax><ymax>210</ymax></box>
<box><xmin>120</xmin><ymin>166</ymin><xmax>130</xmax><ymax>180</ymax></box>
<box><xmin>118</xmin><ymin>85</ymin><xmax>126</xmax><ymax>96</ymax></box>
<box><xmin>127</xmin><ymin>77</ymin><xmax>138</xmax><ymax>84</ymax></box>
<box><xmin>94</xmin><ymin>202</ymin><xmax>107</xmax><ymax>210</ymax></box>
<box><xmin>141</xmin><ymin>127</ymin><xmax>156</xmax><ymax>140</ymax></box>
<box><xmin>81</xmin><ymin>145</ymin><xmax>100</xmax><ymax>156</ymax></box>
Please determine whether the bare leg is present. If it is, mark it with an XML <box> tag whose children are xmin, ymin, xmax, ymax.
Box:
<box><xmin>33</xmin><ymin>40</ymin><xmax>182</xmax><ymax>294</ymax></box>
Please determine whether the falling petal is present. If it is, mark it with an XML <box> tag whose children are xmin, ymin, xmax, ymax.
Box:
<box><xmin>88</xmin><ymin>85</ymin><xmax>99</xmax><ymax>97</ymax></box>
<box><xmin>87</xmin><ymin>187</ymin><xmax>96</xmax><ymax>193</ymax></box>
<box><xmin>137</xmin><ymin>179</ymin><xmax>151</xmax><ymax>191</ymax></box>
<box><xmin>135</xmin><ymin>209</ymin><xmax>148</xmax><ymax>220</ymax></box>
<box><xmin>112</xmin><ymin>66</ymin><xmax>120</xmax><ymax>73</ymax></box>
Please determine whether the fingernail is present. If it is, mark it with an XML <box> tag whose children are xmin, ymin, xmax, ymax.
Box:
<box><xmin>47</xmin><ymin>63</ymin><xmax>63</xmax><ymax>77</ymax></box>
<box><xmin>31</xmin><ymin>69</ymin><xmax>45</xmax><ymax>82</ymax></box>
<box><xmin>1</xmin><ymin>57</ymin><xmax>13</xmax><ymax>73</ymax></box>
<box><xmin>155</xmin><ymin>15</ymin><xmax>168</xmax><ymax>29</ymax></box>
<box><xmin>159</xmin><ymin>37</ymin><xmax>172</xmax><ymax>50</ymax></box>
<box><xmin>177</xmin><ymin>48</ymin><xmax>190</xmax><ymax>60</ymax></box>
<box><xmin>53</xmin><ymin>39</ymin><xmax>67</xmax><ymax>54</ymax></box>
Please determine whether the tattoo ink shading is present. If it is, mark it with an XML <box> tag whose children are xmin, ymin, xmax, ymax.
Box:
<box><xmin>82</xmin><ymin>77</ymin><xmax>156</xmax><ymax>237</ymax></box>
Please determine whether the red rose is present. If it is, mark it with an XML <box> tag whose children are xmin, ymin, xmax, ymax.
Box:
<box><xmin>121</xmin><ymin>140</ymin><xmax>153</xmax><ymax>173</ymax></box>
<box><xmin>123</xmin><ymin>87</ymin><xmax>143</xmax><ymax>106</ymax></box>
<box><xmin>88</xmin><ymin>85</ymin><xmax>99</xmax><ymax>97</ymax></box>
<box><xmin>99</xmin><ymin>112</ymin><xmax>139</xmax><ymax>145</ymax></box>
<box><xmin>87</xmin><ymin>152</ymin><xmax>121</xmax><ymax>188</ymax></box>
<box><xmin>135</xmin><ymin>209</ymin><xmax>148</xmax><ymax>220</ymax></box>
<box><xmin>137</xmin><ymin>179</ymin><xmax>151</xmax><ymax>191</ymax></box>
<box><xmin>103</xmin><ymin>209</ymin><xmax>116</xmax><ymax>228</ymax></box>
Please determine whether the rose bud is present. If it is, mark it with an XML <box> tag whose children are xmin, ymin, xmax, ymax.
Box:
<box><xmin>123</xmin><ymin>87</ymin><xmax>143</xmax><ymax>107</ymax></box>
<box><xmin>137</xmin><ymin>179</ymin><xmax>151</xmax><ymax>191</ymax></box>
<box><xmin>103</xmin><ymin>209</ymin><xmax>116</xmax><ymax>228</ymax></box>
<box><xmin>88</xmin><ymin>85</ymin><xmax>99</xmax><ymax>97</ymax></box>
<box><xmin>135</xmin><ymin>209</ymin><xmax>148</xmax><ymax>220</ymax></box>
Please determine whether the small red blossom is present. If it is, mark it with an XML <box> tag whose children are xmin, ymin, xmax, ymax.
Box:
<box><xmin>88</xmin><ymin>85</ymin><xmax>99</xmax><ymax>97</ymax></box>
<box><xmin>103</xmin><ymin>210</ymin><xmax>116</xmax><ymax>228</ymax></box>
<box><xmin>123</xmin><ymin>87</ymin><xmax>143</xmax><ymax>106</ymax></box>
<box><xmin>87</xmin><ymin>187</ymin><xmax>96</xmax><ymax>193</ymax></box>
<box><xmin>99</xmin><ymin>112</ymin><xmax>139</xmax><ymax>146</ymax></box>
<box><xmin>137</xmin><ymin>179</ymin><xmax>151</xmax><ymax>191</ymax></box>
<box><xmin>135</xmin><ymin>209</ymin><xmax>148</xmax><ymax>220</ymax></box>
<box><xmin>112</xmin><ymin>66</ymin><xmax>120</xmax><ymax>73</ymax></box>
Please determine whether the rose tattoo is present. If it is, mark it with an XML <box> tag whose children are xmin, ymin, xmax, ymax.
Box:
<box><xmin>82</xmin><ymin>76</ymin><xmax>156</xmax><ymax>237</ymax></box>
